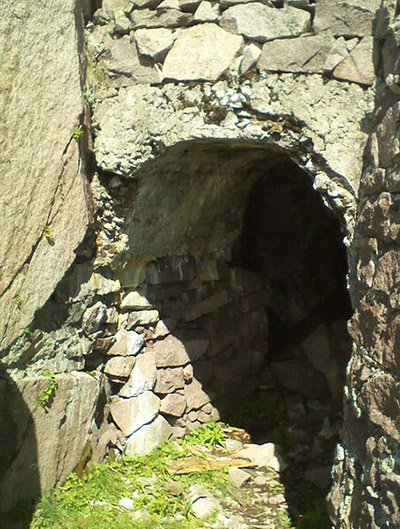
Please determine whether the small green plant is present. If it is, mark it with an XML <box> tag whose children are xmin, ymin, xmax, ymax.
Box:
<box><xmin>22</xmin><ymin>326</ymin><xmax>32</xmax><ymax>337</ymax></box>
<box><xmin>72</xmin><ymin>125</ymin><xmax>84</xmax><ymax>141</ymax></box>
<box><xmin>280</xmin><ymin>511</ymin><xmax>295</xmax><ymax>529</ymax></box>
<box><xmin>13</xmin><ymin>295</ymin><xmax>22</xmax><ymax>309</ymax></box>
<box><xmin>183</xmin><ymin>421</ymin><xmax>226</xmax><ymax>449</ymax></box>
<box><xmin>38</xmin><ymin>370</ymin><xmax>58</xmax><ymax>408</ymax></box>
<box><xmin>84</xmin><ymin>86</ymin><xmax>98</xmax><ymax>108</ymax></box>
<box><xmin>42</xmin><ymin>225</ymin><xmax>53</xmax><ymax>240</ymax></box>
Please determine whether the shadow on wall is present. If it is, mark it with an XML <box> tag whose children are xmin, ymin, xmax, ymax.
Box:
<box><xmin>0</xmin><ymin>363</ymin><xmax>40</xmax><ymax>528</ymax></box>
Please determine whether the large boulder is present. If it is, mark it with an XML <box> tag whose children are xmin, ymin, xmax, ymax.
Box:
<box><xmin>0</xmin><ymin>0</ymin><xmax>91</xmax><ymax>350</ymax></box>
<box><xmin>0</xmin><ymin>372</ymin><xmax>101</xmax><ymax>512</ymax></box>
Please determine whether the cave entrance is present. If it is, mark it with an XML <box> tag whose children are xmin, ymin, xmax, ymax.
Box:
<box><xmin>109</xmin><ymin>140</ymin><xmax>352</xmax><ymax>519</ymax></box>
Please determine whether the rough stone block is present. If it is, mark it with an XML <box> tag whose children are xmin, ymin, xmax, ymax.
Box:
<box><xmin>220</xmin><ymin>3</ymin><xmax>310</xmax><ymax>43</ymax></box>
<box><xmin>119</xmin><ymin>351</ymin><xmax>157</xmax><ymax>397</ymax></box>
<box><xmin>121</xmin><ymin>290</ymin><xmax>153</xmax><ymax>310</ymax></box>
<box><xmin>301</xmin><ymin>324</ymin><xmax>344</xmax><ymax>405</ymax></box>
<box><xmin>163</xmin><ymin>23</ymin><xmax>244</xmax><ymax>81</ymax></box>
<box><xmin>185</xmin><ymin>379</ymin><xmax>211</xmax><ymax>410</ymax></box>
<box><xmin>126</xmin><ymin>414</ymin><xmax>173</xmax><ymax>455</ymax></box>
<box><xmin>106</xmin><ymin>329</ymin><xmax>145</xmax><ymax>356</ymax></box>
<box><xmin>134</xmin><ymin>27</ymin><xmax>174</xmax><ymax>60</ymax></box>
<box><xmin>333</xmin><ymin>37</ymin><xmax>375</xmax><ymax>86</ymax></box>
<box><xmin>0</xmin><ymin>372</ymin><xmax>100</xmax><ymax>512</ymax></box>
<box><xmin>173</xmin><ymin>329</ymin><xmax>210</xmax><ymax>361</ymax></box>
<box><xmin>130</xmin><ymin>7</ymin><xmax>193</xmax><ymax>28</ymax></box>
<box><xmin>104</xmin><ymin>355</ymin><xmax>136</xmax><ymax>381</ymax></box>
<box><xmin>230</xmin><ymin>268</ymin><xmax>264</xmax><ymax>295</ymax></box>
<box><xmin>373</xmin><ymin>249</ymin><xmax>400</xmax><ymax>308</ymax></box>
<box><xmin>240</xmin><ymin>43</ymin><xmax>262</xmax><ymax>74</ymax></box>
<box><xmin>270</xmin><ymin>357</ymin><xmax>329</xmax><ymax>399</ymax></box>
<box><xmin>155</xmin><ymin>367</ymin><xmax>185</xmax><ymax>393</ymax></box>
<box><xmin>193</xmin><ymin>1</ymin><xmax>219</xmax><ymax>22</ymax></box>
<box><xmin>221</xmin><ymin>0</ymin><xmax>273</xmax><ymax>6</ymax></box>
<box><xmin>103</xmin><ymin>35</ymin><xmax>162</xmax><ymax>84</ymax></box>
<box><xmin>237</xmin><ymin>443</ymin><xmax>287</xmax><ymax>471</ymax></box>
<box><xmin>184</xmin><ymin>290</ymin><xmax>230</xmax><ymax>321</ymax></box>
<box><xmin>362</xmin><ymin>374</ymin><xmax>400</xmax><ymax>442</ymax></box>
<box><xmin>258</xmin><ymin>35</ymin><xmax>336</xmax><ymax>73</ymax></box>
<box><xmin>240</xmin><ymin>289</ymin><xmax>271</xmax><ymax>313</ymax></box>
<box><xmin>144</xmin><ymin>255</ymin><xmax>197</xmax><ymax>284</ymax></box>
<box><xmin>314</xmin><ymin>0</ymin><xmax>381</xmax><ymax>37</ymax></box>
<box><xmin>110</xmin><ymin>391</ymin><xmax>160</xmax><ymax>436</ymax></box>
<box><xmin>152</xmin><ymin>334</ymin><xmax>191</xmax><ymax>367</ymax></box>
<box><xmin>160</xmin><ymin>393</ymin><xmax>187</xmax><ymax>416</ymax></box>
<box><xmin>127</xmin><ymin>309</ymin><xmax>160</xmax><ymax>328</ymax></box>
<box><xmin>82</xmin><ymin>301</ymin><xmax>108</xmax><ymax>335</ymax></box>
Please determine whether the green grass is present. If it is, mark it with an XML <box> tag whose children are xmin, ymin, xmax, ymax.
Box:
<box><xmin>30</xmin><ymin>422</ymin><xmax>229</xmax><ymax>529</ymax></box>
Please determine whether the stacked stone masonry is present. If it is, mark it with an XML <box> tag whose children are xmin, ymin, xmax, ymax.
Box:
<box><xmin>2</xmin><ymin>0</ymin><xmax>400</xmax><ymax>528</ymax></box>
<box><xmin>327</xmin><ymin>3</ymin><xmax>400</xmax><ymax>528</ymax></box>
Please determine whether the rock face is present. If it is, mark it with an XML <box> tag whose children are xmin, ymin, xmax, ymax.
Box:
<box><xmin>0</xmin><ymin>372</ymin><xmax>101</xmax><ymax>512</ymax></box>
<box><xmin>0</xmin><ymin>0</ymin><xmax>91</xmax><ymax>350</ymax></box>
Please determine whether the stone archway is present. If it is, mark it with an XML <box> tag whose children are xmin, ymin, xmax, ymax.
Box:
<box><xmin>81</xmin><ymin>140</ymin><xmax>353</xmax><ymax>520</ymax></box>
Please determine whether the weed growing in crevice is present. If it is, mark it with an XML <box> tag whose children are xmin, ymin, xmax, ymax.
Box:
<box><xmin>38</xmin><ymin>371</ymin><xmax>58</xmax><ymax>409</ymax></box>
<box><xmin>72</xmin><ymin>125</ymin><xmax>84</xmax><ymax>141</ymax></box>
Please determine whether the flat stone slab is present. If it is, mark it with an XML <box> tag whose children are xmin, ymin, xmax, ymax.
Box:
<box><xmin>163</xmin><ymin>23</ymin><xmax>243</xmax><ymax>81</ymax></box>
<box><xmin>220</xmin><ymin>3</ymin><xmax>310</xmax><ymax>43</ymax></box>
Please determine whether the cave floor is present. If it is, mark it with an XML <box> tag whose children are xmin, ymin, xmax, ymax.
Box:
<box><xmin>28</xmin><ymin>385</ymin><xmax>336</xmax><ymax>529</ymax></box>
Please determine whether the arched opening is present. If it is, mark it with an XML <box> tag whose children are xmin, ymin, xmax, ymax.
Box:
<box><xmin>99</xmin><ymin>140</ymin><xmax>352</xmax><ymax>520</ymax></box>
<box><xmin>28</xmin><ymin>139</ymin><xmax>352</xmax><ymax>525</ymax></box>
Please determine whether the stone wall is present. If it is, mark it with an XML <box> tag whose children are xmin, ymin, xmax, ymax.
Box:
<box><xmin>3</xmin><ymin>0</ymin><xmax>400</xmax><ymax>526</ymax></box>
<box><xmin>328</xmin><ymin>2</ymin><xmax>400</xmax><ymax>527</ymax></box>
